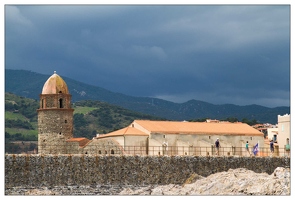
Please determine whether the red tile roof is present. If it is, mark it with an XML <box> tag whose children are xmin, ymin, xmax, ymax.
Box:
<box><xmin>66</xmin><ymin>137</ymin><xmax>90</xmax><ymax>147</ymax></box>
<box><xmin>97</xmin><ymin>126</ymin><xmax>148</xmax><ymax>139</ymax></box>
<box><xmin>134</xmin><ymin>120</ymin><xmax>263</xmax><ymax>136</ymax></box>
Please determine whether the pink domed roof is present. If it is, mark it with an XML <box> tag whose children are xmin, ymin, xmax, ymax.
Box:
<box><xmin>41</xmin><ymin>71</ymin><xmax>69</xmax><ymax>94</ymax></box>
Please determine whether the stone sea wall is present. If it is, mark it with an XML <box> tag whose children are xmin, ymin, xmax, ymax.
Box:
<box><xmin>5</xmin><ymin>154</ymin><xmax>290</xmax><ymax>188</ymax></box>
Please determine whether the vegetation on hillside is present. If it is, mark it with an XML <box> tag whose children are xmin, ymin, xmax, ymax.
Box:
<box><xmin>6</xmin><ymin>69</ymin><xmax>290</xmax><ymax>124</ymax></box>
<box><xmin>73</xmin><ymin>100</ymin><xmax>165</xmax><ymax>139</ymax></box>
<box><xmin>4</xmin><ymin>92</ymin><xmax>272</xmax><ymax>153</ymax></box>
<box><xmin>4</xmin><ymin>93</ymin><xmax>165</xmax><ymax>143</ymax></box>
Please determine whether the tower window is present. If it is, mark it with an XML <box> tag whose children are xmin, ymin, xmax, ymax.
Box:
<box><xmin>65</xmin><ymin>120</ymin><xmax>67</xmax><ymax>123</ymax></box>
<box><xmin>111</xmin><ymin>149</ymin><xmax>114</xmax><ymax>154</ymax></box>
<box><xmin>59</xmin><ymin>98</ymin><xmax>63</xmax><ymax>108</ymax></box>
<box><xmin>41</xmin><ymin>99</ymin><xmax>44</xmax><ymax>108</ymax></box>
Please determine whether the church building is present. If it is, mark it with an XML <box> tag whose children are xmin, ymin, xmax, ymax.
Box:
<box><xmin>37</xmin><ymin>72</ymin><xmax>264</xmax><ymax>156</ymax></box>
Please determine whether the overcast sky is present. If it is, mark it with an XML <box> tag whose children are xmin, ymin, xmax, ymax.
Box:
<box><xmin>5</xmin><ymin>4</ymin><xmax>290</xmax><ymax>108</ymax></box>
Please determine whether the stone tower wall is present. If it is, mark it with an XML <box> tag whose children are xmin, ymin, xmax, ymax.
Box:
<box><xmin>40</xmin><ymin>94</ymin><xmax>72</xmax><ymax>109</ymax></box>
<box><xmin>38</xmin><ymin>109</ymin><xmax>74</xmax><ymax>154</ymax></box>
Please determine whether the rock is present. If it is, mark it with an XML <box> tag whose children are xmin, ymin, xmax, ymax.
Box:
<box><xmin>120</xmin><ymin>167</ymin><xmax>290</xmax><ymax>195</ymax></box>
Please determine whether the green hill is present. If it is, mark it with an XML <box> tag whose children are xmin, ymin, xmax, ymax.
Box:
<box><xmin>5</xmin><ymin>69</ymin><xmax>290</xmax><ymax>124</ymax></box>
<box><xmin>5</xmin><ymin>92</ymin><xmax>165</xmax><ymax>143</ymax></box>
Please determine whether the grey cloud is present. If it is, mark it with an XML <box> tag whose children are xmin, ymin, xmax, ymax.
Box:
<box><xmin>5</xmin><ymin>5</ymin><xmax>290</xmax><ymax>108</ymax></box>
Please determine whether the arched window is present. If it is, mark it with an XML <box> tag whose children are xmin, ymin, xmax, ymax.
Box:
<box><xmin>111</xmin><ymin>149</ymin><xmax>114</xmax><ymax>154</ymax></box>
<box><xmin>59</xmin><ymin>98</ymin><xmax>63</xmax><ymax>108</ymax></box>
<box><xmin>98</xmin><ymin>150</ymin><xmax>101</xmax><ymax>154</ymax></box>
<box><xmin>41</xmin><ymin>99</ymin><xmax>44</xmax><ymax>108</ymax></box>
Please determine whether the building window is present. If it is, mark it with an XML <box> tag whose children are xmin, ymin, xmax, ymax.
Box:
<box><xmin>163</xmin><ymin>135</ymin><xmax>166</xmax><ymax>138</ymax></box>
<box><xmin>41</xmin><ymin>99</ymin><xmax>44</xmax><ymax>108</ymax></box>
<box><xmin>209</xmin><ymin>136</ymin><xmax>211</xmax><ymax>139</ymax></box>
<box><xmin>59</xmin><ymin>132</ymin><xmax>62</xmax><ymax>135</ymax></box>
<box><xmin>59</xmin><ymin>98</ymin><xmax>63</xmax><ymax>108</ymax></box>
<box><xmin>98</xmin><ymin>150</ymin><xmax>101</xmax><ymax>154</ymax></box>
<box><xmin>273</xmin><ymin>135</ymin><xmax>277</xmax><ymax>142</ymax></box>
<box><xmin>250</xmin><ymin>137</ymin><xmax>253</xmax><ymax>140</ymax></box>
<box><xmin>105</xmin><ymin>151</ymin><xmax>107</xmax><ymax>154</ymax></box>
<box><xmin>65</xmin><ymin>120</ymin><xmax>67</xmax><ymax>123</ymax></box>
<box><xmin>111</xmin><ymin>149</ymin><xmax>114</xmax><ymax>154</ymax></box>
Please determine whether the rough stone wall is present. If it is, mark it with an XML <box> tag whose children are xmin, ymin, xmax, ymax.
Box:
<box><xmin>38</xmin><ymin>109</ymin><xmax>74</xmax><ymax>154</ymax></box>
<box><xmin>5</xmin><ymin>154</ymin><xmax>290</xmax><ymax>188</ymax></box>
<box><xmin>80</xmin><ymin>138</ymin><xmax>124</xmax><ymax>155</ymax></box>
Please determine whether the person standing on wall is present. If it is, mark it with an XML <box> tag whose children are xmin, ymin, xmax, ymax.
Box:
<box><xmin>270</xmin><ymin>140</ymin><xmax>274</xmax><ymax>156</ymax></box>
<box><xmin>215</xmin><ymin>138</ymin><xmax>221</xmax><ymax>156</ymax></box>
<box><xmin>245</xmin><ymin>141</ymin><xmax>251</xmax><ymax>156</ymax></box>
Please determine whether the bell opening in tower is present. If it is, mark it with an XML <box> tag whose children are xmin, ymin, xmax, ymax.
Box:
<box><xmin>59</xmin><ymin>98</ymin><xmax>63</xmax><ymax>108</ymax></box>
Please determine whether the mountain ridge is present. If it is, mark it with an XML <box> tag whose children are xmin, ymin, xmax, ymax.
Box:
<box><xmin>5</xmin><ymin>69</ymin><xmax>290</xmax><ymax>124</ymax></box>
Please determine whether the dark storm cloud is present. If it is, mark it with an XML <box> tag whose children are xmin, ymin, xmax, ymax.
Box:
<box><xmin>5</xmin><ymin>5</ymin><xmax>290</xmax><ymax>107</ymax></box>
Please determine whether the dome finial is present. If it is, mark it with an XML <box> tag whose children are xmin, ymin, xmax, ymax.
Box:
<box><xmin>54</xmin><ymin>71</ymin><xmax>56</xmax><ymax>74</ymax></box>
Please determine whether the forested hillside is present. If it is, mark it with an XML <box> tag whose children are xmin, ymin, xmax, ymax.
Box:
<box><xmin>5</xmin><ymin>69</ymin><xmax>290</xmax><ymax>124</ymax></box>
<box><xmin>5</xmin><ymin>92</ymin><xmax>280</xmax><ymax>153</ymax></box>
<box><xmin>5</xmin><ymin>93</ymin><xmax>165</xmax><ymax>143</ymax></box>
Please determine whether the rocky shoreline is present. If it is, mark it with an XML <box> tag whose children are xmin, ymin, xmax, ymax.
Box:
<box><xmin>5</xmin><ymin>167</ymin><xmax>290</xmax><ymax>195</ymax></box>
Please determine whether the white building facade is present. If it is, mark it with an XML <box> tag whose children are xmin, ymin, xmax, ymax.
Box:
<box><xmin>277</xmin><ymin>114</ymin><xmax>290</xmax><ymax>155</ymax></box>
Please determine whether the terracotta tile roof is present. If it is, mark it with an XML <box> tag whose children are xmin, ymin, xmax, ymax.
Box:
<box><xmin>134</xmin><ymin>120</ymin><xmax>263</xmax><ymax>136</ymax></box>
<box><xmin>66</xmin><ymin>137</ymin><xmax>90</xmax><ymax>147</ymax></box>
<box><xmin>97</xmin><ymin>126</ymin><xmax>149</xmax><ymax>138</ymax></box>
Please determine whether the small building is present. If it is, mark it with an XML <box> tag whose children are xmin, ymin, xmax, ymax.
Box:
<box><xmin>267</xmin><ymin>127</ymin><xmax>278</xmax><ymax>143</ymax></box>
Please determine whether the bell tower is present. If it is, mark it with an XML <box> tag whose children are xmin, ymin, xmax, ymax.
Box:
<box><xmin>37</xmin><ymin>71</ymin><xmax>74</xmax><ymax>154</ymax></box>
